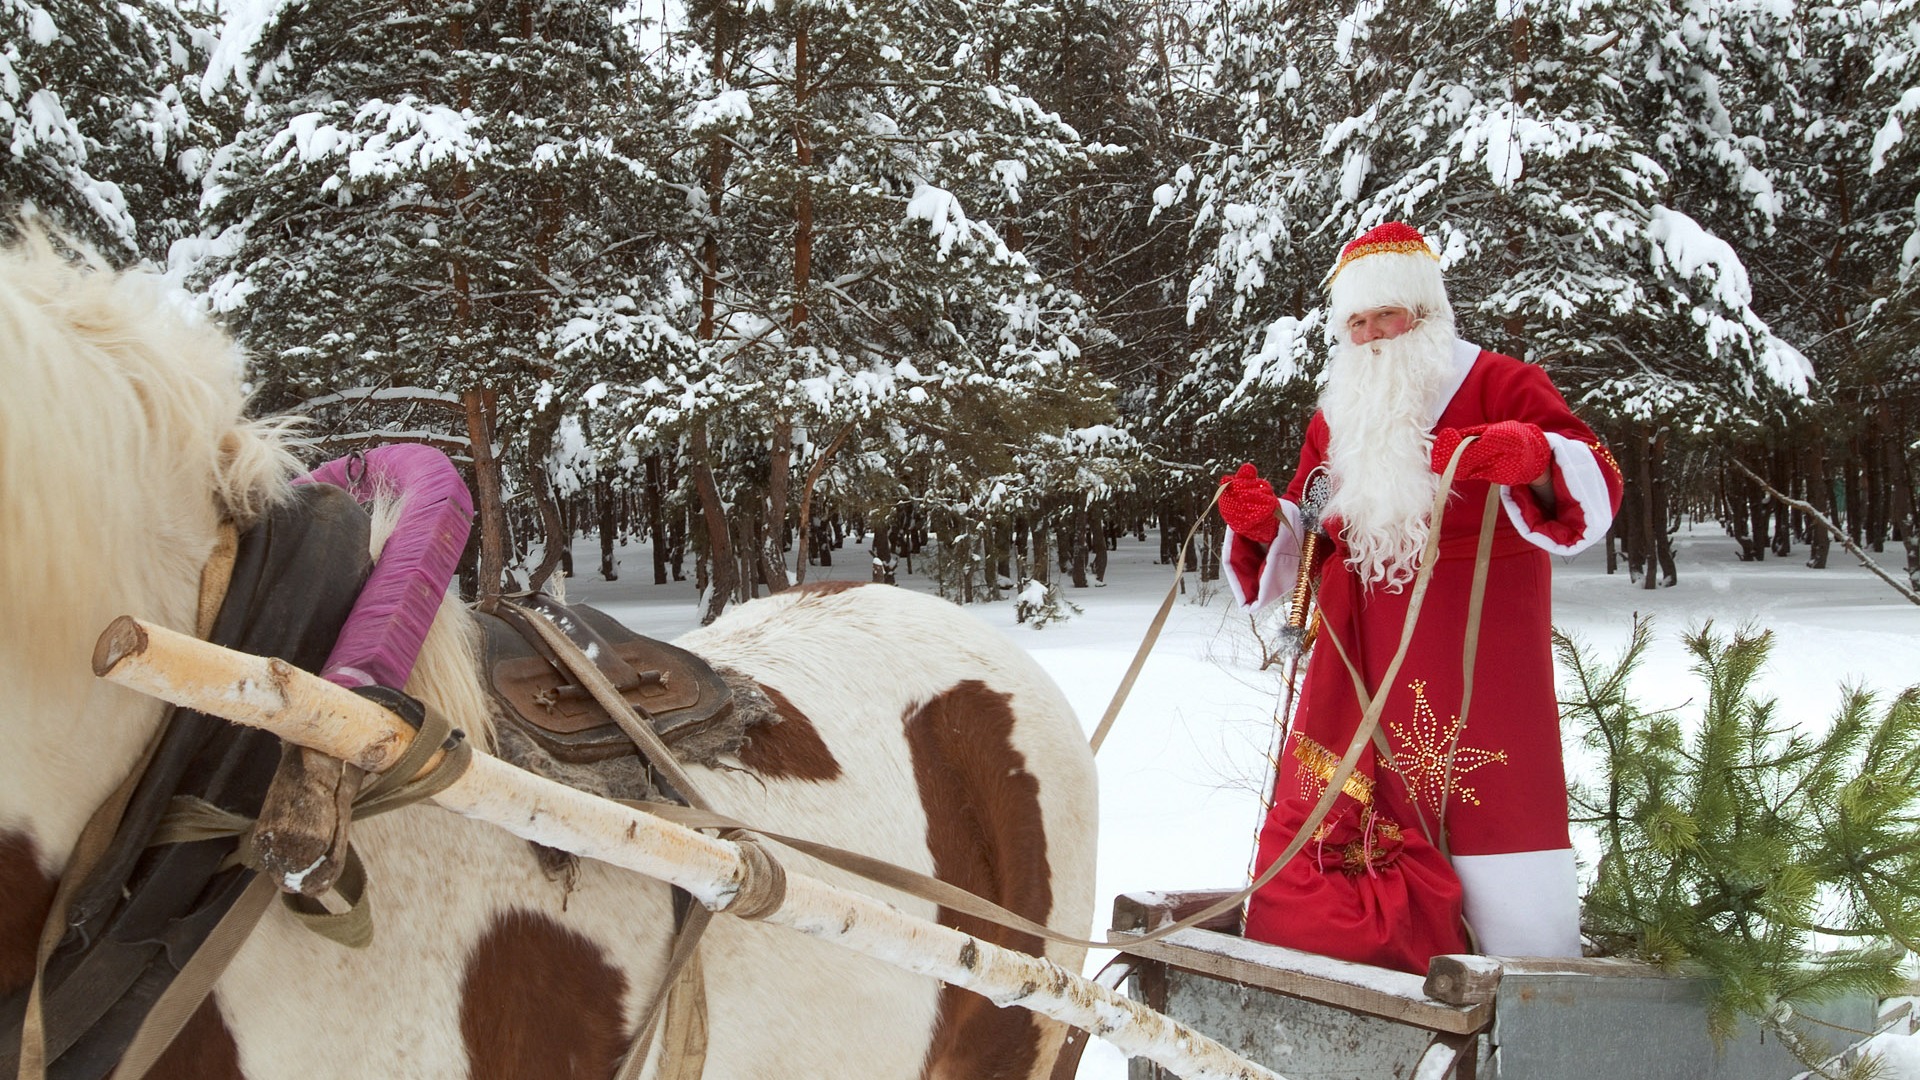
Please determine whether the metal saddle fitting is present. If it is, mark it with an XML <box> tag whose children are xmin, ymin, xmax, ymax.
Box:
<box><xmin>481</xmin><ymin>593</ymin><xmax>734</xmax><ymax>764</ymax></box>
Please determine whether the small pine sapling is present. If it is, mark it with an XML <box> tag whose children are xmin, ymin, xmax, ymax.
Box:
<box><xmin>1559</xmin><ymin>618</ymin><xmax>1920</xmax><ymax>1076</ymax></box>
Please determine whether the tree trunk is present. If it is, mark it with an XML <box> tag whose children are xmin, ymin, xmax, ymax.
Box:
<box><xmin>1639</xmin><ymin>425</ymin><xmax>1656</xmax><ymax>589</ymax></box>
<box><xmin>1866</xmin><ymin>427</ymin><xmax>1888</xmax><ymax>552</ymax></box>
<box><xmin>689</xmin><ymin>424</ymin><xmax>736</xmax><ymax>625</ymax></box>
<box><xmin>597</xmin><ymin>478</ymin><xmax>618</xmax><ymax>581</ymax></box>
<box><xmin>1090</xmin><ymin>504</ymin><xmax>1108</xmax><ymax>584</ymax></box>
<box><xmin>1724</xmin><ymin>458</ymin><xmax>1758</xmax><ymax>562</ymax></box>
<box><xmin>1746</xmin><ymin>447</ymin><xmax>1770</xmax><ymax>560</ymax></box>
<box><xmin>645</xmin><ymin>452</ymin><xmax>668</xmax><ymax>585</ymax></box>
<box><xmin>688</xmin><ymin>11</ymin><xmax>731</xmax><ymax>621</ymax></box>
<box><xmin>1844</xmin><ymin>440</ymin><xmax>1864</xmax><ymax>547</ymax></box>
<box><xmin>1069</xmin><ymin>502</ymin><xmax>1090</xmax><ymax>588</ymax></box>
<box><xmin>1158</xmin><ymin>496</ymin><xmax>1181</xmax><ymax>566</ymax></box>
<box><xmin>870</xmin><ymin>514</ymin><xmax>896</xmax><ymax>584</ymax></box>
<box><xmin>669</xmin><ymin>503</ymin><xmax>687</xmax><ymax>581</ymax></box>
<box><xmin>1029</xmin><ymin>515</ymin><xmax>1049</xmax><ymax>585</ymax></box>
<box><xmin>1807</xmin><ymin>435</ymin><xmax>1832</xmax><ymax>569</ymax></box>
<box><xmin>1770</xmin><ymin>444</ymin><xmax>1792</xmax><ymax>557</ymax></box>
<box><xmin>525</xmin><ymin>410</ymin><xmax>568</xmax><ymax>594</ymax></box>
<box><xmin>735</xmin><ymin>512</ymin><xmax>759</xmax><ymax>599</ymax></box>
<box><xmin>1650</xmin><ymin>428</ymin><xmax>1676</xmax><ymax>586</ymax></box>
<box><xmin>758</xmin><ymin>423</ymin><xmax>793</xmax><ymax>593</ymax></box>
<box><xmin>792</xmin><ymin>423</ymin><xmax>853</xmax><ymax>585</ymax></box>
<box><xmin>463</xmin><ymin>389</ymin><xmax>507</xmax><ymax>608</ymax></box>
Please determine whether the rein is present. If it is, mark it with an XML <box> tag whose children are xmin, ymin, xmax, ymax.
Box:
<box><xmin>1088</xmin><ymin>438</ymin><xmax>1501</xmax><ymax>946</ymax></box>
<box><xmin>553</xmin><ymin>442</ymin><xmax>1507</xmax><ymax>961</ymax></box>
<box><xmin>1087</xmin><ymin>483</ymin><xmax>1225</xmax><ymax>754</ymax></box>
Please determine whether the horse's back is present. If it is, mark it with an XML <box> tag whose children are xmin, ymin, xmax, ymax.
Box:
<box><xmin>678</xmin><ymin>581</ymin><xmax>1099</xmax><ymax>1079</ymax></box>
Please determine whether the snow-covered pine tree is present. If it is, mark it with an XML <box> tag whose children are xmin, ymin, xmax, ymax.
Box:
<box><xmin>1858</xmin><ymin>0</ymin><xmax>1920</xmax><ymax>588</ymax></box>
<box><xmin>1167</xmin><ymin>0</ymin><xmax>1819</xmax><ymax>587</ymax></box>
<box><xmin>193</xmin><ymin>0</ymin><xmax>689</xmax><ymax>590</ymax></box>
<box><xmin>1155</xmin><ymin>0</ymin><xmax>1334</xmax><ymax>485</ymax></box>
<box><xmin>2</xmin><ymin>0</ymin><xmax>216</xmax><ymax>261</ymax></box>
<box><xmin>1699</xmin><ymin>0</ymin><xmax>1920</xmax><ymax>576</ymax></box>
<box><xmin>616</xmin><ymin>0</ymin><xmax>1125</xmax><ymax>620</ymax></box>
<box><xmin>985</xmin><ymin>0</ymin><xmax>1187</xmax><ymax>586</ymax></box>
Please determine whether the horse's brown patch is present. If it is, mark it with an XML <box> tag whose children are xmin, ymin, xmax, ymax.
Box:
<box><xmin>460</xmin><ymin>909</ymin><xmax>630</xmax><ymax>1080</ymax></box>
<box><xmin>0</xmin><ymin>829</ymin><xmax>56</xmax><ymax>997</ymax></box>
<box><xmin>738</xmin><ymin>684</ymin><xmax>842</xmax><ymax>782</ymax></box>
<box><xmin>789</xmin><ymin>579</ymin><xmax>865</xmax><ymax>596</ymax></box>
<box><xmin>905</xmin><ymin>681</ymin><xmax>1053</xmax><ymax>1080</ymax></box>
<box><xmin>146</xmin><ymin>998</ymin><xmax>245</xmax><ymax>1080</ymax></box>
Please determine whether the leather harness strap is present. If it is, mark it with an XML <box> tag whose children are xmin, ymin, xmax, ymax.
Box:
<box><xmin>506</xmin><ymin>599</ymin><xmax>718</xmax><ymax>1080</ymax></box>
<box><xmin>1088</xmin><ymin>483</ymin><xmax>1225</xmax><ymax>755</ymax></box>
<box><xmin>100</xmin><ymin>684</ymin><xmax>475</xmax><ymax>1079</ymax></box>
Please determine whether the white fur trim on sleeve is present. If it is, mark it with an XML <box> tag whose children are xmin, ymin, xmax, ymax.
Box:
<box><xmin>1222</xmin><ymin>500</ymin><xmax>1303</xmax><ymax>611</ymax></box>
<box><xmin>1499</xmin><ymin>433</ymin><xmax>1615</xmax><ymax>557</ymax></box>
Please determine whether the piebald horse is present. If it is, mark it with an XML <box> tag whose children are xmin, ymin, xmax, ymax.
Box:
<box><xmin>0</xmin><ymin>235</ymin><xmax>1098</xmax><ymax>1079</ymax></box>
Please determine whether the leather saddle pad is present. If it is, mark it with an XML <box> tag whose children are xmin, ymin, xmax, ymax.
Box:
<box><xmin>478</xmin><ymin>594</ymin><xmax>733</xmax><ymax>764</ymax></box>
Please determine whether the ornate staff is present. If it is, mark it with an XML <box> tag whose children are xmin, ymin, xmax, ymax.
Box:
<box><xmin>1248</xmin><ymin>471</ymin><xmax>1329</xmax><ymax>880</ymax></box>
<box><xmin>1278</xmin><ymin>469</ymin><xmax>1331</xmax><ymax>658</ymax></box>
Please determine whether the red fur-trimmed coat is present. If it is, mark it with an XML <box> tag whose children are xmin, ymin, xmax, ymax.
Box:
<box><xmin>1224</xmin><ymin>340</ymin><xmax>1623</xmax><ymax>970</ymax></box>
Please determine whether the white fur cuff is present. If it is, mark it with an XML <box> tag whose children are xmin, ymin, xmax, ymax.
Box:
<box><xmin>1499</xmin><ymin>434</ymin><xmax>1615</xmax><ymax>557</ymax></box>
<box><xmin>1222</xmin><ymin>500</ymin><xmax>1303</xmax><ymax>611</ymax></box>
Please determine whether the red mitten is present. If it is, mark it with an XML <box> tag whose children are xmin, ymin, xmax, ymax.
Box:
<box><xmin>1218</xmin><ymin>462</ymin><xmax>1281</xmax><ymax>543</ymax></box>
<box><xmin>1430</xmin><ymin>421</ymin><xmax>1550</xmax><ymax>486</ymax></box>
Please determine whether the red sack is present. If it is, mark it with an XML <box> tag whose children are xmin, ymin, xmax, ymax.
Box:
<box><xmin>1242</xmin><ymin>749</ymin><xmax>1468</xmax><ymax>975</ymax></box>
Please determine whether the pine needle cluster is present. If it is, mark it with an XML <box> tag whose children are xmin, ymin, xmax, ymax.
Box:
<box><xmin>1559</xmin><ymin>618</ymin><xmax>1920</xmax><ymax>1071</ymax></box>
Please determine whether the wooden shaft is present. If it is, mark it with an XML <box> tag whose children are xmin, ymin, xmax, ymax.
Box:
<box><xmin>92</xmin><ymin>616</ymin><xmax>1285</xmax><ymax>1080</ymax></box>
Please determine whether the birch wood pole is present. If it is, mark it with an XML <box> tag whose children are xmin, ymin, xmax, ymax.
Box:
<box><xmin>92</xmin><ymin>616</ymin><xmax>1283</xmax><ymax>1080</ymax></box>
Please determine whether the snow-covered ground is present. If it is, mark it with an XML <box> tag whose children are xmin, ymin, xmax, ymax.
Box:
<box><xmin>562</xmin><ymin>525</ymin><xmax>1920</xmax><ymax>1078</ymax></box>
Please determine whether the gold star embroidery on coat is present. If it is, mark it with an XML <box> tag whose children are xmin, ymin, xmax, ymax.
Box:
<box><xmin>1386</xmin><ymin>679</ymin><xmax>1508</xmax><ymax>812</ymax></box>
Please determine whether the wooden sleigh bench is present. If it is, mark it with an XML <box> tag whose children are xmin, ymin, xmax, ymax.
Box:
<box><xmin>1107</xmin><ymin>890</ymin><xmax>1900</xmax><ymax>1080</ymax></box>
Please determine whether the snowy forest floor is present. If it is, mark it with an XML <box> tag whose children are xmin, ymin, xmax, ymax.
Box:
<box><xmin>560</xmin><ymin>526</ymin><xmax>1920</xmax><ymax>1078</ymax></box>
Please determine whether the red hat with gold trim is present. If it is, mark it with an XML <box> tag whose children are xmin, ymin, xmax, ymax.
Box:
<box><xmin>1325</xmin><ymin>221</ymin><xmax>1451</xmax><ymax>337</ymax></box>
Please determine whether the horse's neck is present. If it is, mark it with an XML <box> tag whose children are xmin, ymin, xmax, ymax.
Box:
<box><xmin>1</xmin><ymin>536</ymin><xmax>208</xmax><ymax>875</ymax></box>
<box><xmin>0</xmin><ymin>681</ymin><xmax>172</xmax><ymax>873</ymax></box>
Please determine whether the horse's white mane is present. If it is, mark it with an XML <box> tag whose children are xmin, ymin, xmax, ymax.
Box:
<box><xmin>0</xmin><ymin>229</ymin><xmax>301</xmax><ymax>682</ymax></box>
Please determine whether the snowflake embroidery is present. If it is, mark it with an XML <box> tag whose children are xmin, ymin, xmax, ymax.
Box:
<box><xmin>1386</xmin><ymin>679</ymin><xmax>1508</xmax><ymax>812</ymax></box>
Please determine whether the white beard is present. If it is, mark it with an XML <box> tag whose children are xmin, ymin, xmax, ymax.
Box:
<box><xmin>1318</xmin><ymin>318</ymin><xmax>1459</xmax><ymax>591</ymax></box>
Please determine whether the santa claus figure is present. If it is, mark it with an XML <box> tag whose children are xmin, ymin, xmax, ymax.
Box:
<box><xmin>1219</xmin><ymin>221</ymin><xmax>1623</xmax><ymax>972</ymax></box>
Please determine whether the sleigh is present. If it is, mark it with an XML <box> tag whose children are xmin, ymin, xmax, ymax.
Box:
<box><xmin>1106</xmin><ymin>889</ymin><xmax>1901</xmax><ymax>1080</ymax></box>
